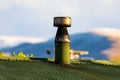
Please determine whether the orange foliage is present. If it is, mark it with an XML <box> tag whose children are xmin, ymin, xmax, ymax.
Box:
<box><xmin>110</xmin><ymin>55</ymin><xmax>120</xmax><ymax>61</ymax></box>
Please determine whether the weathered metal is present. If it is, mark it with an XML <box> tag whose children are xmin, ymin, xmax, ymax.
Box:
<box><xmin>54</xmin><ymin>17</ymin><xmax>71</xmax><ymax>27</ymax></box>
<box><xmin>55</xmin><ymin>27</ymin><xmax>70</xmax><ymax>43</ymax></box>
<box><xmin>54</xmin><ymin>17</ymin><xmax>71</xmax><ymax>65</ymax></box>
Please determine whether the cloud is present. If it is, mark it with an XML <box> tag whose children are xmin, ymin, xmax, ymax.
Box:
<box><xmin>0</xmin><ymin>0</ymin><xmax>120</xmax><ymax>38</ymax></box>
<box><xmin>0</xmin><ymin>0</ymin><xmax>79</xmax><ymax>16</ymax></box>
<box><xmin>0</xmin><ymin>0</ymin><xmax>15</xmax><ymax>11</ymax></box>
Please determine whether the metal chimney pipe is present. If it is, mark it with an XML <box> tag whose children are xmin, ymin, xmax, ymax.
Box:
<box><xmin>53</xmin><ymin>17</ymin><xmax>71</xmax><ymax>65</ymax></box>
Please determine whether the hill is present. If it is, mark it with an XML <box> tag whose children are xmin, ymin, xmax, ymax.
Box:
<box><xmin>0</xmin><ymin>32</ymin><xmax>112</xmax><ymax>60</ymax></box>
<box><xmin>1</xmin><ymin>28</ymin><xmax>120</xmax><ymax>60</ymax></box>
<box><xmin>0</xmin><ymin>59</ymin><xmax>120</xmax><ymax>80</ymax></box>
<box><xmin>91</xmin><ymin>28</ymin><xmax>120</xmax><ymax>61</ymax></box>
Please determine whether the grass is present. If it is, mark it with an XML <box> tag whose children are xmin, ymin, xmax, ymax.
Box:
<box><xmin>0</xmin><ymin>56</ymin><xmax>30</xmax><ymax>61</ymax></box>
<box><xmin>0</xmin><ymin>59</ymin><xmax>120</xmax><ymax>80</ymax></box>
<box><xmin>91</xmin><ymin>60</ymin><xmax>120</xmax><ymax>65</ymax></box>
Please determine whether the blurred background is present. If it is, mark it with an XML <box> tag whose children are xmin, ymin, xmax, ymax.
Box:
<box><xmin>0</xmin><ymin>0</ymin><xmax>120</xmax><ymax>60</ymax></box>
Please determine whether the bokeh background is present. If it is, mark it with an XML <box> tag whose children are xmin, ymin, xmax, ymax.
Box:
<box><xmin>0</xmin><ymin>0</ymin><xmax>120</xmax><ymax>61</ymax></box>
<box><xmin>0</xmin><ymin>0</ymin><xmax>120</xmax><ymax>39</ymax></box>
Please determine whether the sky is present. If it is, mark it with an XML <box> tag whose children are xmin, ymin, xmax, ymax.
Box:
<box><xmin>0</xmin><ymin>0</ymin><xmax>120</xmax><ymax>39</ymax></box>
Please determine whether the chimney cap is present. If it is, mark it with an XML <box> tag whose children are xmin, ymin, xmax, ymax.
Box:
<box><xmin>54</xmin><ymin>17</ymin><xmax>71</xmax><ymax>27</ymax></box>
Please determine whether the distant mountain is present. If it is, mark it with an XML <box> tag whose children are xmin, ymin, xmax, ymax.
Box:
<box><xmin>91</xmin><ymin>28</ymin><xmax>120</xmax><ymax>61</ymax></box>
<box><xmin>70</xmin><ymin>33</ymin><xmax>112</xmax><ymax>60</ymax></box>
<box><xmin>0</xmin><ymin>33</ymin><xmax>111</xmax><ymax>59</ymax></box>
<box><xmin>1</xmin><ymin>28</ymin><xmax>120</xmax><ymax>60</ymax></box>
<box><xmin>0</xmin><ymin>38</ymin><xmax>54</xmax><ymax>58</ymax></box>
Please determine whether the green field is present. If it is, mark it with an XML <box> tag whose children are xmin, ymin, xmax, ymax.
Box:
<box><xmin>0</xmin><ymin>59</ymin><xmax>120</xmax><ymax>80</ymax></box>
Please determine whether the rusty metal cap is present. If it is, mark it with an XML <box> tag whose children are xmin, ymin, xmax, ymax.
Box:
<box><xmin>54</xmin><ymin>17</ymin><xmax>71</xmax><ymax>27</ymax></box>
